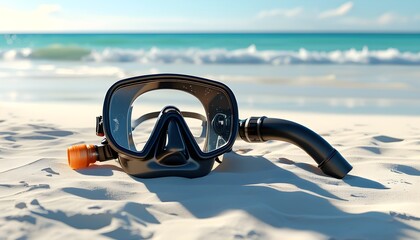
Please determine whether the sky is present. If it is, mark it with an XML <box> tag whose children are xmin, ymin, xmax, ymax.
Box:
<box><xmin>0</xmin><ymin>0</ymin><xmax>419</xmax><ymax>32</ymax></box>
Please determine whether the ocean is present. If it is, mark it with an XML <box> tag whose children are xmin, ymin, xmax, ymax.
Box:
<box><xmin>1</xmin><ymin>33</ymin><xmax>420</xmax><ymax>115</ymax></box>
<box><xmin>2</xmin><ymin>33</ymin><xmax>420</xmax><ymax>64</ymax></box>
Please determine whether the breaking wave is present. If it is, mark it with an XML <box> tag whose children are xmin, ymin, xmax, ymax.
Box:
<box><xmin>1</xmin><ymin>45</ymin><xmax>420</xmax><ymax>65</ymax></box>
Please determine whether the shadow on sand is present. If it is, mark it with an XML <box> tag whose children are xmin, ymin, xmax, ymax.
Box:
<box><xmin>74</xmin><ymin>152</ymin><xmax>417</xmax><ymax>239</ymax></box>
<box><xmin>134</xmin><ymin>152</ymin><xmax>416</xmax><ymax>239</ymax></box>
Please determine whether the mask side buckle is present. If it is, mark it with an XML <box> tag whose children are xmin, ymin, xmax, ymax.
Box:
<box><xmin>96</xmin><ymin>116</ymin><xmax>104</xmax><ymax>137</ymax></box>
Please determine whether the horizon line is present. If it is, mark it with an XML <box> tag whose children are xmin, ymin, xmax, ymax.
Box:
<box><xmin>2</xmin><ymin>30</ymin><xmax>420</xmax><ymax>35</ymax></box>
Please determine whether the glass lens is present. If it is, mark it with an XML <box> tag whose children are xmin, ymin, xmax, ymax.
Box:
<box><xmin>130</xmin><ymin>89</ymin><xmax>207</xmax><ymax>152</ymax></box>
<box><xmin>107</xmin><ymin>78</ymin><xmax>234</xmax><ymax>154</ymax></box>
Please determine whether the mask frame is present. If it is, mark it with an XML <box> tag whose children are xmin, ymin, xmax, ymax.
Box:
<box><xmin>100</xmin><ymin>74</ymin><xmax>239</xmax><ymax>178</ymax></box>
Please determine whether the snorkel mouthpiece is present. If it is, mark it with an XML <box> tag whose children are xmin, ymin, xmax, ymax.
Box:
<box><xmin>67</xmin><ymin>142</ymin><xmax>117</xmax><ymax>170</ymax></box>
<box><xmin>67</xmin><ymin>144</ymin><xmax>98</xmax><ymax>169</ymax></box>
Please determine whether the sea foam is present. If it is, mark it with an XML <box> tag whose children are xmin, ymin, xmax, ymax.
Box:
<box><xmin>1</xmin><ymin>45</ymin><xmax>420</xmax><ymax>65</ymax></box>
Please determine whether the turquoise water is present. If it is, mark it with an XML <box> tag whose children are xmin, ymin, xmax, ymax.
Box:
<box><xmin>1</xmin><ymin>33</ymin><xmax>420</xmax><ymax>115</ymax></box>
<box><xmin>1</xmin><ymin>33</ymin><xmax>420</xmax><ymax>64</ymax></box>
<box><xmin>2</xmin><ymin>33</ymin><xmax>420</xmax><ymax>51</ymax></box>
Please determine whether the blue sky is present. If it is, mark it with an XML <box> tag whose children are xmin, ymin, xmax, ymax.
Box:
<box><xmin>0</xmin><ymin>0</ymin><xmax>419</xmax><ymax>32</ymax></box>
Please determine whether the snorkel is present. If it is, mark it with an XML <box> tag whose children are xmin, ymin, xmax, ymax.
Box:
<box><xmin>67</xmin><ymin>74</ymin><xmax>352</xmax><ymax>179</ymax></box>
<box><xmin>238</xmin><ymin>117</ymin><xmax>351</xmax><ymax>179</ymax></box>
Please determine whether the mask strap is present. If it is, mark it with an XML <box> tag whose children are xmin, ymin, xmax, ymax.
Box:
<box><xmin>131</xmin><ymin>111</ymin><xmax>207</xmax><ymax>136</ymax></box>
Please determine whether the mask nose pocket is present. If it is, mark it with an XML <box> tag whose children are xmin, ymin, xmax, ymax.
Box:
<box><xmin>155</xmin><ymin>119</ymin><xmax>189</xmax><ymax>166</ymax></box>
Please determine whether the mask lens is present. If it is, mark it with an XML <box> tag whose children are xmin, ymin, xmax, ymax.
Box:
<box><xmin>130</xmin><ymin>89</ymin><xmax>207</xmax><ymax>152</ymax></box>
<box><xmin>107</xmin><ymin>78</ymin><xmax>235</xmax><ymax>154</ymax></box>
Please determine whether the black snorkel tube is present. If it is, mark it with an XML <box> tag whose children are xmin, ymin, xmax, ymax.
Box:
<box><xmin>238</xmin><ymin>116</ymin><xmax>352</xmax><ymax>179</ymax></box>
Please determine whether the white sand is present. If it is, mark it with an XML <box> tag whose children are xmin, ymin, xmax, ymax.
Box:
<box><xmin>1</xmin><ymin>102</ymin><xmax>419</xmax><ymax>240</ymax></box>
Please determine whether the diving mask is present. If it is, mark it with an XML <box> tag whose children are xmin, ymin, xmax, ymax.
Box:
<box><xmin>68</xmin><ymin>74</ymin><xmax>352</xmax><ymax>179</ymax></box>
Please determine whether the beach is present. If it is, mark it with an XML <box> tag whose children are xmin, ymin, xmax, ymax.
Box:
<box><xmin>1</xmin><ymin>33</ymin><xmax>420</xmax><ymax>239</ymax></box>
<box><xmin>1</xmin><ymin>101</ymin><xmax>420</xmax><ymax>239</ymax></box>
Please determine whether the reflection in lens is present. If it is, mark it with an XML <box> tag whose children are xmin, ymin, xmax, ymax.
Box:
<box><xmin>130</xmin><ymin>118</ymin><xmax>155</xmax><ymax>151</ymax></box>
